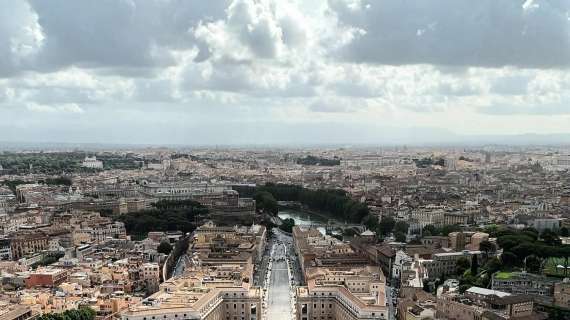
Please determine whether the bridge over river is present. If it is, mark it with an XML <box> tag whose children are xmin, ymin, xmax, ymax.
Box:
<box><xmin>277</xmin><ymin>207</ymin><xmax>365</xmax><ymax>234</ymax></box>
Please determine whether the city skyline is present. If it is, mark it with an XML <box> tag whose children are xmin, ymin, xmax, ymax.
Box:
<box><xmin>1</xmin><ymin>0</ymin><xmax>570</xmax><ymax>145</ymax></box>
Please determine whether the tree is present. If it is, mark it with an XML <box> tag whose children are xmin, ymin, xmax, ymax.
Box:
<box><xmin>394</xmin><ymin>221</ymin><xmax>409</xmax><ymax>235</ymax></box>
<box><xmin>542</xmin><ymin>230</ymin><xmax>562</xmax><ymax>246</ymax></box>
<box><xmin>422</xmin><ymin>224</ymin><xmax>438</xmax><ymax>236</ymax></box>
<box><xmin>117</xmin><ymin>200</ymin><xmax>207</xmax><ymax>238</ymax></box>
<box><xmin>254</xmin><ymin>191</ymin><xmax>278</xmax><ymax>215</ymax></box>
<box><xmin>441</xmin><ymin>224</ymin><xmax>461</xmax><ymax>236</ymax></box>
<box><xmin>362</xmin><ymin>214</ymin><xmax>379</xmax><ymax>231</ymax></box>
<box><xmin>511</xmin><ymin>243</ymin><xmax>539</xmax><ymax>262</ymax></box>
<box><xmin>479</xmin><ymin>240</ymin><xmax>496</xmax><ymax>260</ymax></box>
<box><xmin>280</xmin><ymin>218</ymin><xmax>295</xmax><ymax>233</ymax></box>
<box><xmin>256</xmin><ymin>183</ymin><xmax>369</xmax><ymax>223</ymax></box>
<box><xmin>456</xmin><ymin>257</ymin><xmax>471</xmax><ymax>276</ymax></box>
<box><xmin>501</xmin><ymin>251</ymin><xmax>519</xmax><ymax>269</ymax></box>
<box><xmin>378</xmin><ymin>216</ymin><xmax>396</xmax><ymax>236</ymax></box>
<box><xmin>157</xmin><ymin>241</ymin><xmax>173</xmax><ymax>255</ymax></box>
<box><xmin>561</xmin><ymin>227</ymin><xmax>569</xmax><ymax>237</ymax></box>
<box><xmin>525</xmin><ymin>255</ymin><xmax>542</xmax><ymax>274</ymax></box>
<box><xmin>483</xmin><ymin>225</ymin><xmax>499</xmax><ymax>237</ymax></box>
<box><xmin>395</xmin><ymin>231</ymin><xmax>407</xmax><ymax>243</ymax></box>
<box><xmin>483</xmin><ymin>257</ymin><xmax>502</xmax><ymax>275</ymax></box>
<box><xmin>422</xmin><ymin>279</ymin><xmax>431</xmax><ymax>293</ymax></box>
<box><xmin>38</xmin><ymin>307</ymin><xmax>96</xmax><ymax>320</ymax></box>
<box><xmin>471</xmin><ymin>254</ymin><xmax>479</xmax><ymax>275</ymax></box>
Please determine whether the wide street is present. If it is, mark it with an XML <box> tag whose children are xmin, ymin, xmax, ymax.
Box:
<box><xmin>265</xmin><ymin>243</ymin><xmax>294</xmax><ymax>320</ymax></box>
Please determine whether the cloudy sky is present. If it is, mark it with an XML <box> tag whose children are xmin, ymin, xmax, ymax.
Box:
<box><xmin>1</xmin><ymin>0</ymin><xmax>570</xmax><ymax>145</ymax></box>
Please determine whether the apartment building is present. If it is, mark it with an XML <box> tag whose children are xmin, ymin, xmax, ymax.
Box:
<box><xmin>293</xmin><ymin>226</ymin><xmax>389</xmax><ymax>320</ymax></box>
<box><xmin>491</xmin><ymin>272</ymin><xmax>557</xmax><ymax>303</ymax></box>
<box><xmin>120</xmin><ymin>266</ymin><xmax>262</xmax><ymax>320</ymax></box>
<box><xmin>10</xmin><ymin>232</ymin><xmax>49</xmax><ymax>260</ymax></box>
<box><xmin>437</xmin><ymin>288</ymin><xmax>537</xmax><ymax>320</ymax></box>
<box><xmin>0</xmin><ymin>238</ymin><xmax>12</xmax><ymax>260</ymax></box>
<box><xmin>75</xmin><ymin>215</ymin><xmax>127</xmax><ymax>244</ymax></box>
<box><xmin>26</xmin><ymin>268</ymin><xmax>68</xmax><ymax>288</ymax></box>
<box><xmin>296</xmin><ymin>266</ymin><xmax>389</xmax><ymax>320</ymax></box>
<box><xmin>448</xmin><ymin>232</ymin><xmax>489</xmax><ymax>251</ymax></box>
<box><xmin>422</xmin><ymin>250</ymin><xmax>482</xmax><ymax>279</ymax></box>
<box><xmin>410</xmin><ymin>206</ymin><xmax>445</xmax><ymax>228</ymax></box>
<box><xmin>0</xmin><ymin>303</ymin><xmax>34</xmax><ymax>320</ymax></box>
<box><xmin>554</xmin><ymin>279</ymin><xmax>570</xmax><ymax>308</ymax></box>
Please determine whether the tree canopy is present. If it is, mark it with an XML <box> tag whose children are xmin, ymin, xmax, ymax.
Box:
<box><xmin>254</xmin><ymin>191</ymin><xmax>278</xmax><ymax>214</ymax></box>
<box><xmin>37</xmin><ymin>307</ymin><xmax>95</xmax><ymax>320</ymax></box>
<box><xmin>256</xmin><ymin>183</ymin><xmax>370</xmax><ymax>223</ymax></box>
<box><xmin>280</xmin><ymin>218</ymin><xmax>295</xmax><ymax>233</ymax></box>
<box><xmin>296</xmin><ymin>155</ymin><xmax>340</xmax><ymax>166</ymax></box>
<box><xmin>378</xmin><ymin>216</ymin><xmax>396</xmax><ymax>236</ymax></box>
<box><xmin>117</xmin><ymin>200</ymin><xmax>207</xmax><ymax>238</ymax></box>
<box><xmin>157</xmin><ymin>241</ymin><xmax>173</xmax><ymax>255</ymax></box>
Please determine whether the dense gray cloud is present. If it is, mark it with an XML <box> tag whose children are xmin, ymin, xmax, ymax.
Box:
<box><xmin>3</xmin><ymin>0</ymin><xmax>231</xmax><ymax>75</ymax></box>
<box><xmin>0</xmin><ymin>0</ymin><xmax>42</xmax><ymax>77</ymax></box>
<box><xmin>329</xmin><ymin>0</ymin><xmax>570</xmax><ymax>68</ymax></box>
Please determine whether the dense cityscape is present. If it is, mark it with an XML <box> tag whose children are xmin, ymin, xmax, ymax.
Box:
<box><xmin>0</xmin><ymin>147</ymin><xmax>569</xmax><ymax>320</ymax></box>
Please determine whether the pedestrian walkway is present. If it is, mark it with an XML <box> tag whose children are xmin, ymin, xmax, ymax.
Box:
<box><xmin>266</xmin><ymin>244</ymin><xmax>294</xmax><ymax>320</ymax></box>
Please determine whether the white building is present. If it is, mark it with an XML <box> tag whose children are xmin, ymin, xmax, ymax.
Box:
<box><xmin>81</xmin><ymin>156</ymin><xmax>103</xmax><ymax>169</ymax></box>
<box><xmin>533</xmin><ymin>218</ymin><xmax>561</xmax><ymax>233</ymax></box>
<box><xmin>392</xmin><ymin>250</ymin><xmax>413</xmax><ymax>282</ymax></box>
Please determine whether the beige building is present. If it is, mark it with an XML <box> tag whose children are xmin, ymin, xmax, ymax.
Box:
<box><xmin>121</xmin><ymin>222</ymin><xmax>266</xmax><ymax>320</ymax></box>
<box><xmin>422</xmin><ymin>250</ymin><xmax>482</xmax><ymax>279</ymax></box>
<box><xmin>448</xmin><ymin>232</ymin><xmax>489</xmax><ymax>252</ymax></box>
<box><xmin>296</xmin><ymin>266</ymin><xmax>389</xmax><ymax>320</ymax></box>
<box><xmin>436</xmin><ymin>287</ymin><xmax>538</xmax><ymax>320</ymax></box>
<box><xmin>0</xmin><ymin>303</ymin><xmax>34</xmax><ymax>320</ymax></box>
<box><xmin>193</xmin><ymin>222</ymin><xmax>266</xmax><ymax>263</ymax></box>
<box><xmin>120</xmin><ymin>267</ymin><xmax>262</xmax><ymax>320</ymax></box>
<box><xmin>554</xmin><ymin>279</ymin><xmax>570</xmax><ymax>308</ymax></box>
<box><xmin>10</xmin><ymin>232</ymin><xmax>49</xmax><ymax>260</ymax></box>
<box><xmin>293</xmin><ymin>226</ymin><xmax>389</xmax><ymax>320</ymax></box>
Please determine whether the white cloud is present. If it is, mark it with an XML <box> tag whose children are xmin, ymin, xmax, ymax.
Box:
<box><xmin>26</xmin><ymin>102</ymin><xmax>84</xmax><ymax>113</ymax></box>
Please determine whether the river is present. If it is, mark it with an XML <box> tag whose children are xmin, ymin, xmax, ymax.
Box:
<box><xmin>277</xmin><ymin>208</ymin><xmax>333</xmax><ymax>235</ymax></box>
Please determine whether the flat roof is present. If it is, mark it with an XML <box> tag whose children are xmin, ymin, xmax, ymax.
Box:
<box><xmin>466</xmin><ymin>287</ymin><xmax>511</xmax><ymax>298</ymax></box>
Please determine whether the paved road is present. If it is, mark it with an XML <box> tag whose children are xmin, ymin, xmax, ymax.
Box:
<box><xmin>386</xmin><ymin>286</ymin><xmax>396</xmax><ymax>320</ymax></box>
<box><xmin>273</xmin><ymin>228</ymin><xmax>304</xmax><ymax>285</ymax></box>
<box><xmin>172</xmin><ymin>254</ymin><xmax>186</xmax><ymax>277</ymax></box>
<box><xmin>266</xmin><ymin>243</ymin><xmax>294</xmax><ymax>320</ymax></box>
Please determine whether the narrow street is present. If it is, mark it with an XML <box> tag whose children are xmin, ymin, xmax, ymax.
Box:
<box><xmin>386</xmin><ymin>285</ymin><xmax>396</xmax><ymax>320</ymax></box>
